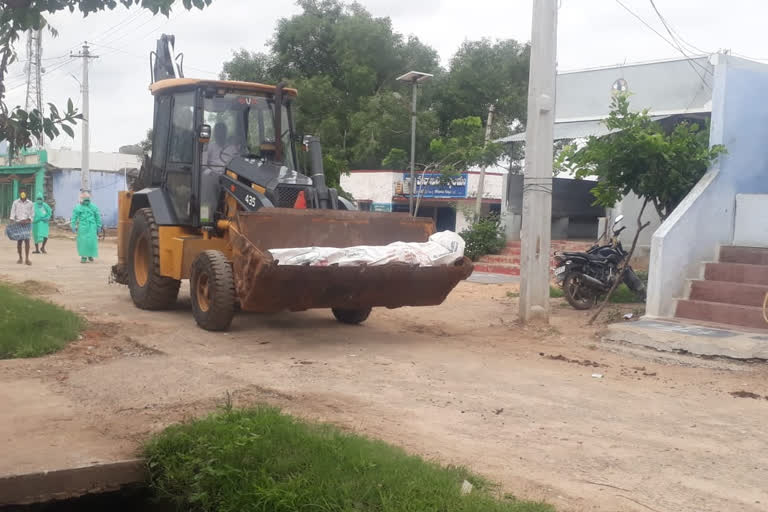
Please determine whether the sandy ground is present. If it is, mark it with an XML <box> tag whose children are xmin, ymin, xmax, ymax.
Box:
<box><xmin>1</xmin><ymin>235</ymin><xmax>768</xmax><ymax>512</ymax></box>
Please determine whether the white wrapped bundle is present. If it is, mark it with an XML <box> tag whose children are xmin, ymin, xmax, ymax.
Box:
<box><xmin>269</xmin><ymin>231</ymin><xmax>465</xmax><ymax>267</ymax></box>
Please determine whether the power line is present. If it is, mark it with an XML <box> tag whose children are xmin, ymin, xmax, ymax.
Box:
<box><xmin>90</xmin><ymin>41</ymin><xmax>219</xmax><ymax>77</ymax></box>
<box><xmin>646</xmin><ymin>0</ymin><xmax>711</xmax><ymax>73</ymax></box>
<box><xmin>613</xmin><ymin>0</ymin><xmax>712</xmax><ymax>89</ymax></box>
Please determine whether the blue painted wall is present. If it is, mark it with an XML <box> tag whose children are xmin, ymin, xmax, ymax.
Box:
<box><xmin>647</xmin><ymin>56</ymin><xmax>768</xmax><ymax>316</ymax></box>
<box><xmin>51</xmin><ymin>169</ymin><xmax>126</xmax><ymax>227</ymax></box>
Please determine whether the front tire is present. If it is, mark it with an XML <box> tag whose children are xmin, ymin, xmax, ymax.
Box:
<box><xmin>128</xmin><ymin>208</ymin><xmax>180</xmax><ymax>310</ymax></box>
<box><xmin>563</xmin><ymin>272</ymin><xmax>597</xmax><ymax>310</ymax></box>
<box><xmin>332</xmin><ymin>307</ymin><xmax>372</xmax><ymax>325</ymax></box>
<box><xmin>190</xmin><ymin>250</ymin><xmax>236</xmax><ymax>331</ymax></box>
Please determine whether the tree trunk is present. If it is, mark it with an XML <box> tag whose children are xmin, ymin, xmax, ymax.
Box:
<box><xmin>587</xmin><ymin>198</ymin><xmax>651</xmax><ymax>325</ymax></box>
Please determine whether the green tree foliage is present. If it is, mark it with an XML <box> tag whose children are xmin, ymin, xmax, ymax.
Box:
<box><xmin>433</xmin><ymin>39</ymin><xmax>529</xmax><ymax>136</ymax></box>
<box><xmin>139</xmin><ymin>128</ymin><xmax>153</xmax><ymax>155</ymax></box>
<box><xmin>381</xmin><ymin>148</ymin><xmax>407</xmax><ymax>170</ymax></box>
<box><xmin>572</xmin><ymin>94</ymin><xmax>725</xmax><ymax>220</ymax></box>
<box><xmin>0</xmin><ymin>0</ymin><xmax>210</xmax><ymax>158</ymax></box>
<box><xmin>222</xmin><ymin>0</ymin><xmax>528</xmax><ymax>184</ymax></box>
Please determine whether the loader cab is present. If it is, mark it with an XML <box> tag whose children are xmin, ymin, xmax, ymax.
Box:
<box><xmin>146</xmin><ymin>79</ymin><xmax>299</xmax><ymax>227</ymax></box>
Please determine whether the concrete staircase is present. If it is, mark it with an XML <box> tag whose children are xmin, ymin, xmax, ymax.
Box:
<box><xmin>676</xmin><ymin>246</ymin><xmax>768</xmax><ymax>330</ymax></box>
<box><xmin>473</xmin><ymin>240</ymin><xmax>593</xmax><ymax>276</ymax></box>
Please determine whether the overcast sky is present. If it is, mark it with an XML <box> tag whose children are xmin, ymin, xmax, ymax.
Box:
<box><xmin>4</xmin><ymin>0</ymin><xmax>768</xmax><ymax>153</ymax></box>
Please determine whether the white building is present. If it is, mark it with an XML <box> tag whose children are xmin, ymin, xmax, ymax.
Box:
<box><xmin>341</xmin><ymin>168</ymin><xmax>506</xmax><ymax>232</ymax></box>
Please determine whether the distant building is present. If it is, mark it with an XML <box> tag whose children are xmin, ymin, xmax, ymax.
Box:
<box><xmin>341</xmin><ymin>169</ymin><xmax>506</xmax><ymax>232</ymax></box>
<box><xmin>0</xmin><ymin>148</ymin><xmax>140</xmax><ymax>227</ymax></box>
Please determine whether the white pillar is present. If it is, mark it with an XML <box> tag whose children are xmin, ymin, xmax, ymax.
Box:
<box><xmin>519</xmin><ymin>0</ymin><xmax>558</xmax><ymax>324</ymax></box>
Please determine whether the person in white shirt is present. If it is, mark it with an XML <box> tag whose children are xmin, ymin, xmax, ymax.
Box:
<box><xmin>9</xmin><ymin>191</ymin><xmax>34</xmax><ymax>265</ymax></box>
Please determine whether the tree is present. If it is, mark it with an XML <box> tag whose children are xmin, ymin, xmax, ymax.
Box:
<box><xmin>570</xmin><ymin>93</ymin><xmax>725</xmax><ymax>323</ymax></box>
<box><xmin>432</xmin><ymin>39</ymin><xmax>529</xmax><ymax>137</ymax></box>
<box><xmin>573</xmin><ymin>94</ymin><xmax>725</xmax><ymax>222</ymax></box>
<box><xmin>139</xmin><ymin>129</ymin><xmax>153</xmax><ymax>156</ymax></box>
<box><xmin>220</xmin><ymin>49</ymin><xmax>275</xmax><ymax>84</ymax></box>
<box><xmin>0</xmin><ymin>0</ymin><xmax>210</xmax><ymax>159</ymax></box>
<box><xmin>220</xmin><ymin>1</ymin><xmax>526</xmax><ymax>182</ymax></box>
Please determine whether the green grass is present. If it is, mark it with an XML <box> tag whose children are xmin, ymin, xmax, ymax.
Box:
<box><xmin>549</xmin><ymin>286</ymin><xmax>564</xmax><ymax>298</ymax></box>
<box><xmin>145</xmin><ymin>406</ymin><xmax>553</xmax><ymax>512</ymax></box>
<box><xmin>0</xmin><ymin>283</ymin><xmax>84</xmax><ymax>358</ymax></box>
<box><xmin>608</xmin><ymin>284</ymin><xmax>644</xmax><ymax>304</ymax></box>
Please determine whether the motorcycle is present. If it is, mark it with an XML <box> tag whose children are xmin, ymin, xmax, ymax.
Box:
<box><xmin>553</xmin><ymin>215</ymin><xmax>646</xmax><ymax>310</ymax></box>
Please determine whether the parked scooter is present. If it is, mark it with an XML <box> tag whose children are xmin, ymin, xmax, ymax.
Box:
<box><xmin>553</xmin><ymin>215</ymin><xmax>645</xmax><ymax>310</ymax></box>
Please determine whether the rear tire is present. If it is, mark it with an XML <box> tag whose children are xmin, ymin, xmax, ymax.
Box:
<box><xmin>332</xmin><ymin>307</ymin><xmax>372</xmax><ymax>325</ymax></box>
<box><xmin>128</xmin><ymin>208</ymin><xmax>180</xmax><ymax>310</ymax></box>
<box><xmin>563</xmin><ymin>273</ymin><xmax>597</xmax><ymax>310</ymax></box>
<box><xmin>190</xmin><ymin>250</ymin><xmax>236</xmax><ymax>331</ymax></box>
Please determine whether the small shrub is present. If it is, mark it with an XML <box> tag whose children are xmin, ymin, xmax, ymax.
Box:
<box><xmin>549</xmin><ymin>286</ymin><xmax>564</xmax><ymax>298</ymax></box>
<box><xmin>460</xmin><ymin>213</ymin><xmax>506</xmax><ymax>261</ymax></box>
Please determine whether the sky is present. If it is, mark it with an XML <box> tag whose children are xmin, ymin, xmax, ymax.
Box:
<box><xmin>4</xmin><ymin>0</ymin><xmax>768</xmax><ymax>153</ymax></box>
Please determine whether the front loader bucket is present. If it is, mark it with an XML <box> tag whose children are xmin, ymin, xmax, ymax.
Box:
<box><xmin>228</xmin><ymin>209</ymin><xmax>473</xmax><ymax>313</ymax></box>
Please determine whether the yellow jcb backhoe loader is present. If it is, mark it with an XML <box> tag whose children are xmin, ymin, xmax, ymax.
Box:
<box><xmin>111</xmin><ymin>35</ymin><xmax>472</xmax><ymax>331</ymax></box>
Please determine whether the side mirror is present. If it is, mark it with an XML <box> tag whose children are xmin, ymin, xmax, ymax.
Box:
<box><xmin>613</xmin><ymin>214</ymin><xmax>624</xmax><ymax>225</ymax></box>
<box><xmin>199</xmin><ymin>124</ymin><xmax>211</xmax><ymax>143</ymax></box>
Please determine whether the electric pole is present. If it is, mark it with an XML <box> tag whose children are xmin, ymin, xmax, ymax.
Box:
<box><xmin>519</xmin><ymin>0</ymin><xmax>558</xmax><ymax>324</ymax></box>
<box><xmin>474</xmin><ymin>103</ymin><xmax>495</xmax><ymax>216</ymax></box>
<box><xmin>24</xmin><ymin>28</ymin><xmax>44</xmax><ymax>147</ymax></box>
<box><xmin>71</xmin><ymin>42</ymin><xmax>98</xmax><ymax>193</ymax></box>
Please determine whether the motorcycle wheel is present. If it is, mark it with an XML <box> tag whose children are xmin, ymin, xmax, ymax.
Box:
<box><xmin>563</xmin><ymin>273</ymin><xmax>597</xmax><ymax>310</ymax></box>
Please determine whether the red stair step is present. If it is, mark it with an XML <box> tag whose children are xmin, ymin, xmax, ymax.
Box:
<box><xmin>472</xmin><ymin>263</ymin><xmax>520</xmax><ymax>276</ymax></box>
<box><xmin>720</xmin><ymin>246</ymin><xmax>768</xmax><ymax>266</ymax></box>
<box><xmin>690</xmin><ymin>280</ymin><xmax>768</xmax><ymax>308</ymax></box>
<box><xmin>704</xmin><ymin>262</ymin><xmax>768</xmax><ymax>285</ymax></box>
<box><xmin>676</xmin><ymin>300</ymin><xmax>768</xmax><ymax>330</ymax></box>
<box><xmin>477</xmin><ymin>255</ymin><xmax>520</xmax><ymax>264</ymax></box>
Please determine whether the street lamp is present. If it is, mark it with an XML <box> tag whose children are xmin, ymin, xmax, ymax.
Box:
<box><xmin>397</xmin><ymin>71</ymin><xmax>433</xmax><ymax>215</ymax></box>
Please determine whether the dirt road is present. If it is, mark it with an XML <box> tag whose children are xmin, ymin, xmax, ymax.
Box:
<box><xmin>1</xmin><ymin>236</ymin><xmax>767</xmax><ymax>512</ymax></box>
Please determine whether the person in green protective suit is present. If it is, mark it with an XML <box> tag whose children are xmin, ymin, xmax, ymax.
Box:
<box><xmin>32</xmin><ymin>193</ymin><xmax>52</xmax><ymax>254</ymax></box>
<box><xmin>71</xmin><ymin>194</ymin><xmax>101</xmax><ymax>263</ymax></box>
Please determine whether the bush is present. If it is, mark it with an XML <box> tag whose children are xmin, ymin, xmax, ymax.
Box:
<box><xmin>460</xmin><ymin>213</ymin><xmax>506</xmax><ymax>261</ymax></box>
<box><xmin>145</xmin><ymin>407</ymin><xmax>552</xmax><ymax>512</ymax></box>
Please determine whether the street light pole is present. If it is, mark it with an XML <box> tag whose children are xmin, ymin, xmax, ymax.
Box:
<box><xmin>408</xmin><ymin>80</ymin><xmax>418</xmax><ymax>216</ymax></box>
<box><xmin>519</xmin><ymin>0</ymin><xmax>558</xmax><ymax>324</ymax></box>
<box><xmin>397</xmin><ymin>71</ymin><xmax>433</xmax><ymax>216</ymax></box>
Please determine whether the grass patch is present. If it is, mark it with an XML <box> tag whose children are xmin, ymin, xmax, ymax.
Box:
<box><xmin>506</xmin><ymin>291</ymin><xmax>520</xmax><ymax>298</ymax></box>
<box><xmin>0</xmin><ymin>283</ymin><xmax>83</xmax><ymax>358</ymax></box>
<box><xmin>607</xmin><ymin>284</ymin><xmax>644</xmax><ymax>304</ymax></box>
<box><xmin>549</xmin><ymin>286</ymin><xmax>564</xmax><ymax>298</ymax></box>
<box><xmin>145</xmin><ymin>406</ymin><xmax>553</xmax><ymax>512</ymax></box>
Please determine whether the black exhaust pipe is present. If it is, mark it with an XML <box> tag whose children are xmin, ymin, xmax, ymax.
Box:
<box><xmin>306</xmin><ymin>136</ymin><xmax>331</xmax><ymax>209</ymax></box>
<box><xmin>579</xmin><ymin>273</ymin><xmax>608</xmax><ymax>290</ymax></box>
<box><xmin>273</xmin><ymin>81</ymin><xmax>287</xmax><ymax>164</ymax></box>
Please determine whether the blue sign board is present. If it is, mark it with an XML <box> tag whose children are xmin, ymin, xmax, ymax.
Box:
<box><xmin>404</xmin><ymin>173</ymin><xmax>468</xmax><ymax>199</ymax></box>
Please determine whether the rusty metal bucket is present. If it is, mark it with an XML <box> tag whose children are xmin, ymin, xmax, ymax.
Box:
<box><xmin>228</xmin><ymin>208</ymin><xmax>473</xmax><ymax>313</ymax></box>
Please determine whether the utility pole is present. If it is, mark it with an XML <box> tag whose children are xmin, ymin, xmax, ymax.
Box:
<box><xmin>519</xmin><ymin>0</ymin><xmax>558</xmax><ymax>324</ymax></box>
<box><xmin>24</xmin><ymin>28</ymin><xmax>44</xmax><ymax>147</ymax></box>
<box><xmin>474</xmin><ymin>103</ymin><xmax>495</xmax><ymax>216</ymax></box>
<box><xmin>71</xmin><ymin>42</ymin><xmax>98</xmax><ymax>193</ymax></box>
